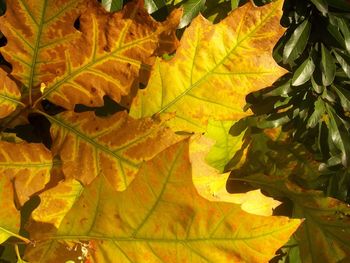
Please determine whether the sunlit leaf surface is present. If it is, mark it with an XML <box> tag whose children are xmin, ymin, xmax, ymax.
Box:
<box><xmin>25</xmin><ymin>141</ymin><xmax>301</xmax><ymax>263</ymax></box>
<box><xmin>131</xmin><ymin>0</ymin><xmax>286</xmax><ymax>132</ymax></box>
<box><xmin>47</xmin><ymin>111</ymin><xmax>183</xmax><ymax>191</ymax></box>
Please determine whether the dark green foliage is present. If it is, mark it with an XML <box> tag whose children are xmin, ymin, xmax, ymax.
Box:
<box><xmin>239</xmin><ymin>0</ymin><xmax>350</xmax><ymax>173</ymax></box>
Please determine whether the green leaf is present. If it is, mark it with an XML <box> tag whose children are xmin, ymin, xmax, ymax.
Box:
<box><xmin>326</xmin><ymin>104</ymin><xmax>350</xmax><ymax>167</ymax></box>
<box><xmin>144</xmin><ymin>0</ymin><xmax>167</xmax><ymax>13</ymax></box>
<box><xmin>292</xmin><ymin>57</ymin><xmax>315</xmax><ymax>86</ymax></box>
<box><xmin>283</xmin><ymin>19</ymin><xmax>311</xmax><ymax>64</ymax></box>
<box><xmin>334</xmin><ymin>49</ymin><xmax>350</xmax><ymax>78</ymax></box>
<box><xmin>204</xmin><ymin>120</ymin><xmax>245</xmax><ymax>172</ymax></box>
<box><xmin>337</xmin><ymin>17</ymin><xmax>350</xmax><ymax>54</ymax></box>
<box><xmin>231</xmin><ymin>0</ymin><xmax>239</xmax><ymax>9</ymax></box>
<box><xmin>178</xmin><ymin>0</ymin><xmax>206</xmax><ymax>28</ymax></box>
<box><xmin>320</xmin><ymin>44</ymin><xmax>336</xmax><ymax>86</ymax></box>
<box><xmin>325</xmin><ymin>0</ymin><xmax>350</xmax><ymax>11</ymax></box>
<box><xmin>332</xmin><ymin>84</ymin><xmax>350</xmax><ymax>111</ymax></box>
<box><xmin>310</xmin><ymin>0</ymin><xmax>328</xmax><ymax>13</ymax></box>
<box><xmin>101</xmin><ymin>0</ymin><xmax>123</xmax><ymax>12</ymax></box>
<box><xmin>228</xmin><ymin>135</ymin><xmax>350</xmax><ymax>262</ymax></box>
<box><xmin>307</xmin><ymin>98</ymin><xmax>325</xmax><ymax>128</ymax></box>
<box><xmin>236</xmin><ymin>174</ymin><xmax>350</xmax><ymax>263</ymax></box>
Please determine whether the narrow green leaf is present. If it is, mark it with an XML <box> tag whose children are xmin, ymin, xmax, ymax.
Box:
<box><xmin>231</xmin><ymin>0</ymin><xmax>239</xmax><ymax>9</ymax></box>
<box><xmin>334</xmin><ymin>49</ymin><xmax>350</xmax><ymax>78</ymax></box>
<box><xmin>283</xmin><ymin>19</ymin><xmax>311</xmax><ymax>64</ymax></box>
<box><xmin>320</xmin><ymin>44</ymin><xmax>336</xmax><ymax>86</ymax></box>
<box><xmin>326</xmin><ymin>105</ymin><xmax>350</xmax><ymax>167</ymax></box>
<box><xmin>325</xmin><ymin>0</ymin><xmax>350</xmax><ymax>11</ymax></box>
<box><xmin>101</xmin><ymin>0</ymin><xmax>123</xmax><ymax>11</ymax></box>
<box><xmin>144</xmin><ymin>0</ymin><xmax>167</xmax><ymax>14</ymax></box>
<box><xmin>307</xmin><ymin>98</ymin><xmax>325</xmax><ymax>128</ymax></box>
<box><xmin>292</xmin><ymin>57</ymin><xmax>315</xmax><ymax>86</ymax></box>
<box><xmin>338</xmin><ymin>17</ymin><xmax>350</xmax><ymax>53</ymax></box>
<box><xmin>310</xmin><ymin>0</ymin><xmax>328</xmax><ymax>13</ymax></box>
<box><xmin>332</xmin><ymin>84</ymin><xmax>350</xmax><ymax>111</ymax></box>
<box><xmin>178</xmin><ymin>0</ymin><xmax>206</xmax><ymax>28</ymax></box>
<box><xmin>311</xmin><ymin>75</ymin><xmax>324</xmax><ymax>94</ymax></box>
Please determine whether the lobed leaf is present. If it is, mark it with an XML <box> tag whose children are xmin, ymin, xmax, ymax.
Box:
<box><xmin>47</xmin><ymin>110</ymin><xmax>184</xmax><ymax>191</ymax></box>
<box><xmin>0</xmin><ymin>68</ymin><xmax>21</xmax><ymax>119</ymax></box>
<box><xmin>130</xmin><ymin>0</ymin><xmax>286</xmax><ymax>132</ymax></box>
<box><xmin>40</xmin><ymin>0</ymin><xmax>181</xmax><ymax>110</ymax></box>
<box><xmin>0</xmin><ymin>140</ymin><xmax>52</xmax><ymax>206</ymax></box>
<box><xmin>0</xmin><ymin>176</ymin><xmax>20</xmax><ymax>244</ymax></box>
<box><xmin>0</xmin><ymin>0</ymin><xmax>84</xmax><ymax>99</ymax></box>
<box><xmin>190</xmin><ymin>135</ymin><xmax>280</xmax><ymax>216</ymax></box>
<box><xmin>25</xmin><ymin>141</ymin><xmax>301</xmax><ymax>263</ymax></box>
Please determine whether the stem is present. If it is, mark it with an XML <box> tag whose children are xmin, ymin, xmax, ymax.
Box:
<box><xmin>12</xmin><ymin>233</ymin><xmax>32</xmax><ymax>244</ymax></box>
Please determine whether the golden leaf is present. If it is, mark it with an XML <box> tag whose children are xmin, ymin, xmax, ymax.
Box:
<box><xmin>0</xmin><ymin>141</ymin><xmax>52</xmax><ymax>206</ymax></box>
<box><xmin>25</xmin><ymin>141</ymin><xmax>301</xmax><ymax>263</ymax></box>
<box><xmin>46</xmin><ymin>110</ymin><xmax>184</xmax><ymax>191</ymax></box>
<box><xmin>130</xmin><ymin>0</ymin><xmax>287</xmax><ymax>132</ymax></box>
<box><xmin>0</xmin><ymin>68</ymin><xmax>21</xmax><ymax>118</ymax></box>
<box><xmin>38</xmin><ymin>0</ymin><xmax>180</xmax><ymax>109</ymax></box>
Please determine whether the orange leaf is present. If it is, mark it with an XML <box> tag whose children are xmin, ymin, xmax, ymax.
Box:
<box><xmin>46</xmin><ymin>110</ymin><xmax>184</xmax><ymax>191</ymax></box>
<box><xmin>0</xmin><ymin>0</ymin><xmax>84</xmax><ymax>100</ymax></box>
<box><xmin>0</xmin><ymin>68</ymin><xmax>21</xmax><ymax>118</ymax></box>
<box><xmin>39</xmin><ymin>0</ymin><xmax>180</xmax><ymax>109</ymax></box>
<box><xmin>0</xmin><ymin>140</ymin><xmax>52</xmax><ymax>206</ymax></box>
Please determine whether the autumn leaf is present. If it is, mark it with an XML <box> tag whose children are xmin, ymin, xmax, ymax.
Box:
<box><xmin>204</xmin><ymin>119</ymin><xmax>246</xmax><ymax>172</ymax></box>
<box><xmin>25</xmin><ymin>141</ymin><xmax>301</xmax><ymax>263</ymax></box>
<box><xmin>0</xmin><ymin>141</ymin><xmax>52</xmax><ymax>206</ymax></box>
<box><xmin>190</xmin><ymin>135</ymin><xmax>280</xmax><ymax>216</ymax></box>
<box><xmin>38</xmin><ymin>0</ymin><xmax>180</xmax><ymax>110</ymax></box>
<box><xmin>45</xmin><ymin>110</ymin><xmax>184</xmax><ymax>191</ymax></box>
<box><xmin>228</xmin><ymin>133</ymin><xmax>350</xmax><ymax>262</ymax></box>
<box><xmin>32</xmin><ymin>179</ymin><xmax>83</xmax><ymax>229</ymax></box>
<box><xmin>0</xmin><ymin>176</ymin><xmax>20</xmax><ymax>244</ymax></box>
<box><xmin>130</xmin><ymin>0</ymin><xmax>286</xmax><ymax>132</ymax></box>
<box><xmin>0</xmin><ymin>68</ymin><xmax>22</xmax><ymax>119</ymax></box>
<box><xmin>0</xmin><ymin>0</ymin><xmax>84</xmax><ymax>102</ymax></box>
<box><xmin>236</xmin><ymin>174</ymin><xmax>350</xmax><ymax>263</ymax></box>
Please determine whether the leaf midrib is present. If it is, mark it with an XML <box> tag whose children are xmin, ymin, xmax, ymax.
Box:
<box><xmin>157</xmin><ymin>3</ymin><xmax>280</xmax><ymax>115</ymax></box>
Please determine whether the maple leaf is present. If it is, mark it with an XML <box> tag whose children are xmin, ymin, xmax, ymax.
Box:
<box><xmin>0</xmin><ymin>140</ymin><xmax>52</xmax><ymax>206</ymax></box>
<box><xmin>0</xmin><ymin>68</ymin><xmax>22</xmax><ymax>119</ymax></box>
<box><xmin>0</xmin><ymin>0</ymin><xmax>84</xmax><ymax>103</ymax></box>
<box><xmin>25</xmin><ymin>141</ymin><xmax>301</xmax><ymax>263</ymax></box>
<box><xmin>45</xmin><ymin>110</ymin><xmax>184</xmax><ymax>191</ymax></box>
<box><xmin>130</xmin><ymin>0</ymin><xmax>287</xmax><ymax>132</ymax></box>
<box><xmin>37</xmin><ymin>0</ymin><xmax>180</xmax><ymax>109</ymax></box>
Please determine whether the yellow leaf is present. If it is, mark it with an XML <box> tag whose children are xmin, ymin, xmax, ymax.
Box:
<box><xmin>38</xmin><ymin>0</ymin><xmax>180</xmax><ymax>109</ymax></box>
<box><xmin>25</xmin><ymin>141</ymin><xmax>301</xmax><ymax>263</ymax></box>
<box><xmin>46</xmin><ymin>110</ymin><xmax>184</xmax><ymax>191</ymax></box>
<box><xmin>0</xmin><ymin>68</ymin><xmax>21</xmax><ymax>118</ymax></box>
<box><xmin>0</xmin><ymin>0</ymin><xmax>84</xmax><ymax>100</ymax></box>
<box><xmin>0</xmin><ymin>141</ymin><xmax>52</xmax><ymax>206</ymax></box>
<box><xmin>0</xmin><ymin>176</ymin><xmax>20</xmax><ymax>244</ymax></box>
<box><xmin>190</xmin><ymin>135</ymin><xmax>280</xmax><ymax>216</ymax></box>
<box><xmin>130</xmin><ymin>0</ymin><xmax>286</xmax><ymax>132</ymax></box>
<box><xmin>32</xmin><ymin>179</ymin><xmax>83</xmax><ymax>228</ymax></box>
